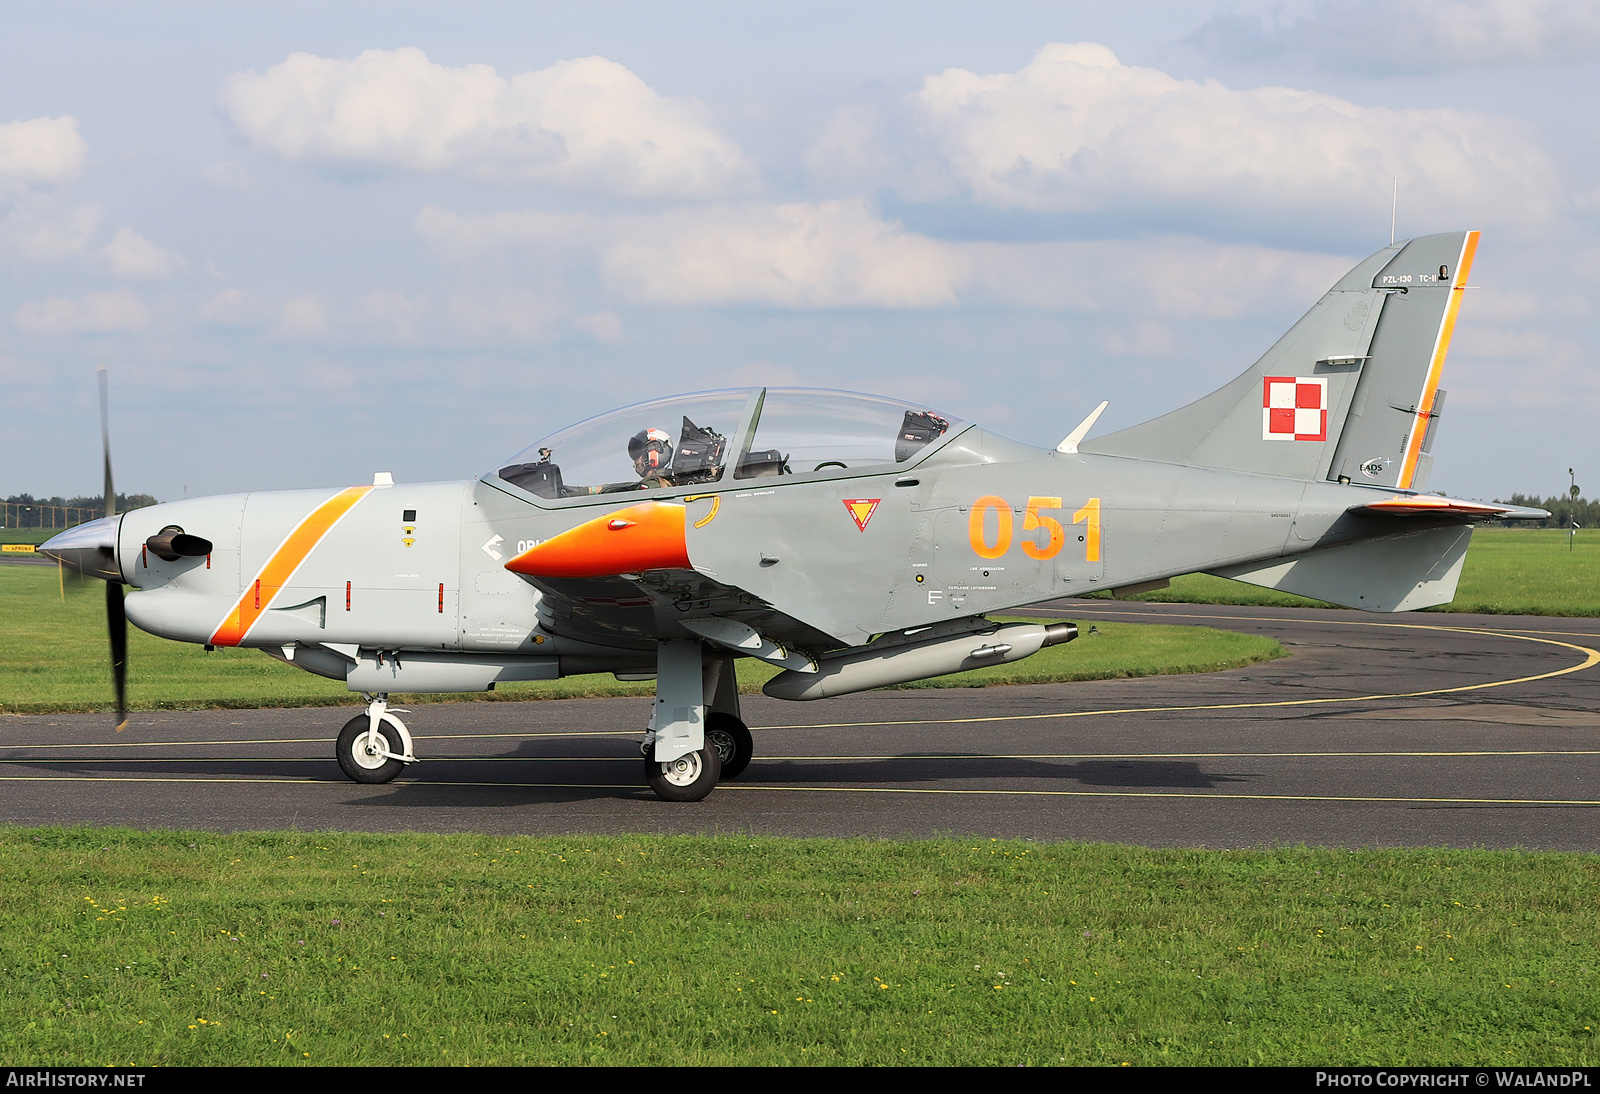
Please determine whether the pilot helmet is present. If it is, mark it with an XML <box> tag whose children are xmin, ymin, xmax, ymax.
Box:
<box><xmin>628</xmin><ymin>427</ymin><xmax>673</xmax><ymax>471</ymax></box>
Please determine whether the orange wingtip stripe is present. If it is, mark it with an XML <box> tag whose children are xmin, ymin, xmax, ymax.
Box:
<box><xmin>505</xmin><ymin>502</ymin><xmax>690</xmax><ymax>579</ymax></box>
<box><xmin>1398</xmin><ymin>231</ymin><xmax>1478</xmax><ymax>488</ymax></box>
<box><xmin>210</xmin><ymin>485</ymin><xmax>373</xmax><ymax>646</ymax></box>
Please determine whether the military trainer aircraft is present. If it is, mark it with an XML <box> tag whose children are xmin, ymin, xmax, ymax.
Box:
<box><xmin>43</xmin><ymin>230</ymin><xmax>1545</xmax><ymax>801</ymax></box>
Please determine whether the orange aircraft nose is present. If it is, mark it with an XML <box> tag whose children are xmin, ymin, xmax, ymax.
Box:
<box><xmin>504</xmin><ymin>502</ymin><xmax>692</xmax><ymax>578</ymax></box>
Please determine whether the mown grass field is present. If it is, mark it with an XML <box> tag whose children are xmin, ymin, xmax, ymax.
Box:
<box><xmin>3</xmin><ymin>828</ymin><xmax>1594</xmax><ymax>1067</ymax></box>
<box><xmin>0</xmin><ymin>562</ymin><xmax>1284</xmax><ymax>714</ymax></box>
<box><xmin>1094</xmin><ymin>527</ymin><xmax>1600</xmax><ymax>616</ymax></box>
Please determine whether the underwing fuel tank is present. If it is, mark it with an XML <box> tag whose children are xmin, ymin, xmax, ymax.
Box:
<box><xmin>763</xmin><ymin>620</ymin><xmax>1077</xmax><ymax>701</ymax></box>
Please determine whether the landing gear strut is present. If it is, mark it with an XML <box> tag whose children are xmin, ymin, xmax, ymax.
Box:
<box><xmin>641</xmin><ymin>643</ymin><xmax>752</xmax><ymax>801</ymax></box>
<box><xmin>335</xmin><ymin>694</ymin><xmax>417</xmax><ymax>785</ymax></box>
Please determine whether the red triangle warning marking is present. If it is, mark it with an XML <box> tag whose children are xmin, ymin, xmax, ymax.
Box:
<box><xmin>843</xmin><ymin>498</ymin><xmax>881</xmax><ymax>531</ymax></box>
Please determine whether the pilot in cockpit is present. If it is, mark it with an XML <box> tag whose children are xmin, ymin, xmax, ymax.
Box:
<box><xmin>628</xmin><ymin>428</ymin><xmax>674</xmax><ymax>488</ymax></box>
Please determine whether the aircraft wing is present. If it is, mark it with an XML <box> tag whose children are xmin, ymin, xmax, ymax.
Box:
<box><xmin>1348</xmin><ymin>495</ymin><xmax>1549</xmax><ymax>521</ymax></box>
<box><xmin>519</xmin><ymin>567</ymin><xmax>843</xmax><ymax>661</ymax></box>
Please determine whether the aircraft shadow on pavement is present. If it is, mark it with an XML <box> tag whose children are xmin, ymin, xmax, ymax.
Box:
<box><xmin>739</xmin><ymin>756</ymin><xmax>1252</xmax><ymax>789</ymax></box>
<box><xmin>5</xmin><ymin>745</ymin><xmax>1258</xmax><ymax>805</ymax></box>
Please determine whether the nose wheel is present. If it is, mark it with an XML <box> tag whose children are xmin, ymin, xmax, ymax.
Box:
<box><xmin>335</xmin><ymin>695</ymin><xmax>417</xmax><ymax>785</ymax></box>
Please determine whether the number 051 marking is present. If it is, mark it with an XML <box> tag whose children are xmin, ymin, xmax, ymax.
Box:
<box><xmin>967</xmin><ymin>496</ymin><xmax>1100</xmax><ymax>561</ymax></box>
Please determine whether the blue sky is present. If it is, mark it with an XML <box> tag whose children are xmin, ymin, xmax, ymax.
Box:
<box><xmin>3</xmin><ymin>0</ymin><xmax>1597</xmax><ymax>502</ymax></box>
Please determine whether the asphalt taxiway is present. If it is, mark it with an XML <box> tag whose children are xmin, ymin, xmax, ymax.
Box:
<box><xmin>3</xmin><ymin>601</ymin><xmax>1598</xmax><ymax>849</ymax></box>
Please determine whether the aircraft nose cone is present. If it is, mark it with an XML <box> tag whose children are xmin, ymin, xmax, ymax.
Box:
<box><xmin>39</xmin><ymin>515</ymin><xmax>123</xmax><ymax>581</ymax></box>
<box><xmin>506</xmin><ymin>502</ymin><xmax>690</xmax><ymax>578</ymax></box>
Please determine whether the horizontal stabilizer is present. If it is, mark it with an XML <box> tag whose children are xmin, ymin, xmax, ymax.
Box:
<box><xmin>1350</xmin><ymin>495</ymin><xmax>1550</xmax><ymax>521</ymax></box>
<box><xmin>1209</xmin><ymin>524</ymin><xmax>1473</xmax><ymax>612</ymax></box>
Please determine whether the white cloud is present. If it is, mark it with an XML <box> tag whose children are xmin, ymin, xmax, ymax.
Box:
<box><xmin>965</xmin><ymin>236</ymin><xmax>1354</xmax><ymax>318</ymax></box>
<box><xmin>220</xmin><ymin>47</ymin><xmax>756</xmax><ymax>198</ymax></box>
<box><xmin>200</xmin><ymin>161</ymin><xmax>255</xmax><ymax>188</ymax></box>
<box><xmin>0</xmin><ymin>116</ymin><xmax>87</xmax><ymax>190</ymax></box>
<box><xmin>1449</xmin><ymin>327</ymin><xmax>1595</xmax><ymax>409</ymax></box>
<box><xmin>353</xmin><ymin>289</ymin><xmax>424</xmax><ymax>342</ymax></box>
<box><xmin>415</xmin><ymin>205</ymin><xmax>596</xmax><ymax>264</ymax></box>
<box><xmin>102</xmin><ymin>227</ymin><xmax>185</xmax><ymax>279</ymax></box>
<box><xmin>418</xmin><ymin>199</ymin><xmax>1360</xmax><ymax>316</ymax></box>
<box><xmin>0</xmin><ymin>202</ymin><xmax>100</xmax><ymax>261</ymax></box>
<box><xmin>574</xmin><ymin>310</ymin><xmax>623</xmax><ymax>344</ymax></box>
<box><xmin>805</xmin><ymin>107</ymin><xmax>899</xmax><ymax>192</ymax></box>
<box><xmin>16</xmin><ymin>288</ymin><xmax>150</xmax><ymax>334</ymax></box>
<box><xmin>911</xmin><ymin>42</ymin><xmax>1561</xmax><ymax>228</ymax></box>
<box><xmin>602</xmin><ymin>200</ymin><xmax>966</xmax><ymax>308</ymax></box>
<box><xmin>418</xmin><ymin>200</ymin><xmax>966</xmax><ymax>308</ymax></box>
<box><xmin>1188</xmin><ymin>0</ymin><xmax>1600</xmax><ymax>74</ymax></box>
<box><xmin>1463</xmin><ymin>287</ymin><xmax>1590</xmax><ymax>322</ymax></box>
<box><xmin>724</xmin><ymin>361</ymin><xmax>801</xmax><ymax>386</ymax></box>
<box><xmin>447</xmin><ymin>288</ymin><xmax>566</xmax><ymax>342</ymax></box>
<box><xmin>275</xmin><ymin>294</ymin><xmax>331</xmax><ymax>338</ymax></box>
<box><xmin>1103</xmin><ymin>320</ymin><xmax>1174</xmax><ymax>356</ymax></box>
<box><xmin>198</xmin><ymin>288</ymin><xmax>273</xmax><ymax>329</ymax></box>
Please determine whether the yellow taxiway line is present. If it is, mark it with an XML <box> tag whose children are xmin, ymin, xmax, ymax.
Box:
<box><xmin>5</xmin><ymin>748</ymin><xmax>1600</xmax><ymax>763</ymax></box>
<box><xmin>1</xmin><ymin>774</ymin><xmax>1591</xmax><ymax>809</ymax></box>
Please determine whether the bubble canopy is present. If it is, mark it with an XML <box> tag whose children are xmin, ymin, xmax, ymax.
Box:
<box><xmin>491</xmin><ymin>388</ymin><xmax>966</xmax><ymax>502</ymax></box>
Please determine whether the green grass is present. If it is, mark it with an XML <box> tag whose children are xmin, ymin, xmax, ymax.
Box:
<box><xmin>2</xmin><ymin>828</ymin><xmax>1594</xmax><ymax>1066</ymax></box>
<box><xmin>1091</xmin><ymin>527</ymin><xmax>1600</xmax><ymax>616</ymax></box>
<box><xmin>0</xmin><ymin>564</ymin><xmax>1284</xmax><ymax>714</ymax></box>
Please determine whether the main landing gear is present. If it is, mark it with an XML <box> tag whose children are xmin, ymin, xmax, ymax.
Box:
<box><xmin>640</xmin><ymin>643</ymin><xmax>751</xmax><ymax>802</ymax></box>
<box><xmin>335</xmin><ymin>694</ymin><xmax>417</xmax><ymax>785</ymax></box>
<box><xmin>706</xmin><ymin>712</ymin><xmax>753</xmax><ymax>780</ymax></box>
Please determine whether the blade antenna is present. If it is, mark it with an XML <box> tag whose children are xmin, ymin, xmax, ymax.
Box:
<box><xmin>1057</xmin><ymin>401</ymin><xmax>1109</xmax><ymax>455</ymax></box>
<box><xmin>1390</xmin><ymin>175</ymin><xmax>1398</xmax><ymax>246</ymax></box>
<box><xmin>98</xmin><ymin>368</ymin><xmax>128</xmax><ymax>732</ymax></box>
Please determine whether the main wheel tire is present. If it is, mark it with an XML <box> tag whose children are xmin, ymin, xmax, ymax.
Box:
<box><xmin>706</xmin><ymin>713</ymin><xmax>753</xmax><ymax>780</ymax></box>
<box><xmin>645</xmin><ymin>741</ymin><xmax>722</xmax><ymax>802</ymax></box>
<box><xmin>336</xmin><ymin>714</ymin><xmax>405</xmax><ymax>785</ymax></box>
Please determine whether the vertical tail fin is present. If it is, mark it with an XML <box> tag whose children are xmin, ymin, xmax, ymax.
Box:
<box><xmin>1082</xmin><ymin>231</ymin><xmax>1479</xmax><ymax>490</ymax></box>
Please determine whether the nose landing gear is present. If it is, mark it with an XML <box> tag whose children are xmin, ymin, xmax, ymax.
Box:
<box><xmin>335</xmin><ymin>694</ymin><xmax>417</xmax><ymax>784</ymax></box>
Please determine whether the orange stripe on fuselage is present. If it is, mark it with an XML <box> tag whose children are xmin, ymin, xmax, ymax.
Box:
<box><xmin>210</xmin><ymin>486</ymin><xmax>373</xmax><ymax>646</ymax></box>
<box><xmin>1398</xmin><ymin>231</ymin><xmax>1478</xmax><ymax>489</ymax></box>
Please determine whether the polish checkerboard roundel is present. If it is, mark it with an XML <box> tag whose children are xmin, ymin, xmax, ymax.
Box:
<box><xmin>1262</xmin><ymin>376</ymin><xmax>1327</xmax><ymax>441</ymax></box>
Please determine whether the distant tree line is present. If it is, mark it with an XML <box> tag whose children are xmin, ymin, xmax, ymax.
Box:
<box><xmin>2</xmin><ymin>493</ymin><xmax>158</xmax><ymax>529</ymax></box>
<box><xmin>1494</xmin><ymin>494</ymin><xmax>1600</xmax><ymax>529</ymax></box>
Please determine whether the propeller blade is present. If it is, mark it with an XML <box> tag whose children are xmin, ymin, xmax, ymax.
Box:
<box><xmin>99</xmin><ymin>368</ymin><xmax>127</xmax><ymax>731</ymax></box>
<box><xmin>98</xmin><ymin>368</ymin><xmax>115</xmax><ymax>522</ymax></box>
<box><xmin>107</xmin><ymin>581</ymin><xmax>128</xmax><ymax>731</ymax></box>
